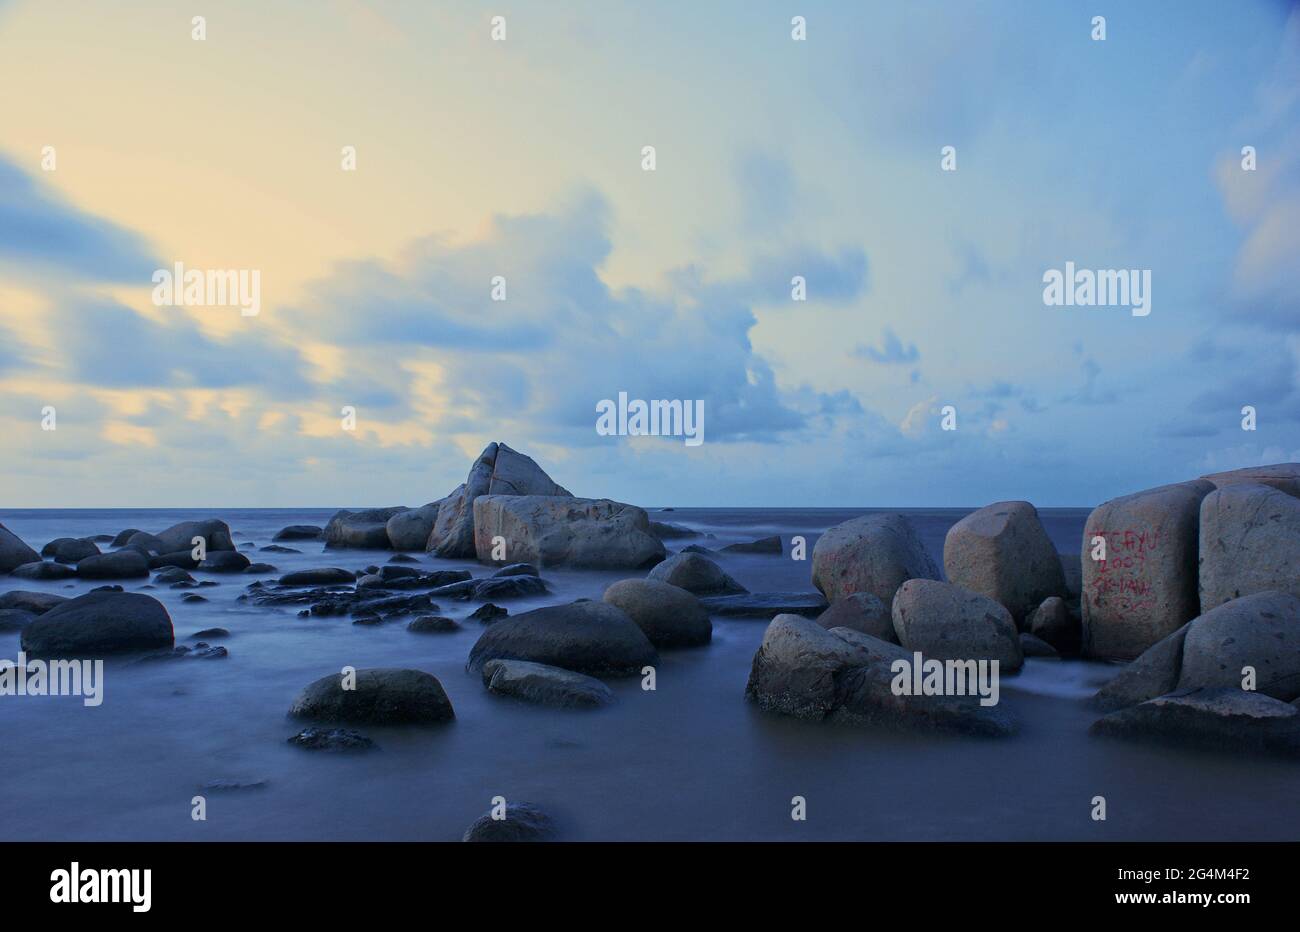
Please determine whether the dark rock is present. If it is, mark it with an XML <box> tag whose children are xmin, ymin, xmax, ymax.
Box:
<box><xmin>647</xmin><ymin>552</ymin><xmax>746</xmax><ymax>595</ymax></box>
<box><xmin>408</xmin><ymin>615</ymin><xmax>460</xmax><ymax>633</ymax></box>
<box><xmin>43</xmin><ymin>537</ymin><xmax>100</xmax><ymax>564</ymax></box>
<box><xmin>462</xmin><ymin>800</ymin><xmax>556</xmax><ymax>842</ymax></box>
<box><xmin>602</xmin><ymin>578</ymin><xmax>711</xmax><ymax>648</ymax></box>
<box><xmin>77</xmin><ymin>550</ymin><xmax>150</xmax><ymax>579</ymax></box>
<box><xmin>278</xmin><ymin>567</ymin><xmax>356</xmax><ymax>587</ymax></box>
<box><xmin>0</xmin><ymin>522</ymin><xmax>41</xmax><ymax>573</ymax></box>
<box><xmin>481</xmin><ymin>659</ymin><xmax>614</xmax><ymax>707</ymax></box>
<box><xmin>0</xmin><ymin>609</ymin><xmax>36</xmax><ymax>631</ymax></box>
<box><xmin>197</xmin><ymin>552</ymin><xmax>251</xmax><ymax>573</ymax></box>
<box><xmin>649</xmin><ymin>521</ymin><xmax>700</xmax><ymax>540</ymax></box>
<box><xmin>1020</xmin><ymin>632</ymin><xmax>1059</xmax><ymax>658</ymax></box>
<box><xmin>698</xmin><ymin>591</ymin><xmax>828</xmax><ymax>619</ymax></box>
<box><xmin>288</xmin><ymin>668</ymin><xmax>455</xmax><ymax>724</ymax></box>
<box><xmin>493</xmin><ymin>562</ymin><xmax>540</xmax><ymax>578</ymax></box>
<box><xmin>154</xmin><ymin>567</ymin><xmax>195</xmax><ymax>585</ymax></box>
<box><xmin>10</xmin><ymin>561</ymin><xmax>77</xmax><ymax>580</ymax></box>
<box><xmin>274</xmin><ymin>525</ymin><xmax>323</xmax><ymax>541</ymax></box>
<box><xmin>469</xmin><ymin>603</ymin><xmax>508</xmax><ymax>624</ymax></box>
<box><xmin>324</xmin><ymin>508</ymin><xmax>407</xmax><ymax>549</ymax></box>
<box><xmin>111</xmin><ymin>528</ymin><xmax>143</xmax><ymax>547</ymax></box>
<box><xmin>261</xmin><ymin>544</ymin><xmax>301</xmax><ymax>554</ymax></box>
<box><xmin>148</xmin><ymin>550</ymin><xmax>200</xmax><ymax>570</ymax></box>
<box><xmin>467</xmin><ymin>601</ymin><xmax>657</xmax><ymax>677</ymax></box>
<box><xmin>287</xmin><ymin>728</ymin><xmax>377</xmax><ymax>752</ymax></box>
<box><xmin>1027</xmin><ymin>596</ymin><xmax>1080</xmax><ymax>652</ymax></box>
<box><xmin>191</xmin><ymin>627</ymin><xmax>229</xmax><ymax>639</ymax></box>
<box><xmin>182</xmin><ymin>594</ymin><xmax>208</xmax><ymax>603</ymax></box>
<box><xmin>721</xmin><ymin>535</ymin><xmax>782</xmax><ymax>555</ymax></box>
<box><xmin>242</xmin><ymin>563</ymin><xmax>278</xmax><ymax>574</ymax></box>
<box><xmin>388</xmin><ymin>554</ymin><xmax>419</xmax><ymax>564</ymax></box>
<box><xmin>154</xmin><ymin>519</ymin><xmax>235</xmax><ymax>554</ymax></box>
<box><xmin>21</xmin><ymin>591</ymin><xmax>174</xmax><ymax>655</ymax></box>
<box><xmin>0</xmin><ymin>590</ymin><xmax>68</xmax><ymax>615</ymax></box>
<box><xmin>815</xmin><ymin>592</ymin><xmax>894</xmax><ymax>640</ymax></box>
<box><xmin>1091</xmin><ymin>687</ymin><xmax>1300</xmax><ymax>757</ymax></box>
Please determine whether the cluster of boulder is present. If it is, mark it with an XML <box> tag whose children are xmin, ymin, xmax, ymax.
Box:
<box><xmin>321</xmin><ymin>442</ymin><xmax>667</xmax><ymax>569</ymax></box>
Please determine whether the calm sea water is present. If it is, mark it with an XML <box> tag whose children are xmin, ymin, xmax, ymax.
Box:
<box><xmin>1</xmin><ymin>507</ymin><xmax>1296</xmax><ymax>841</ymax></box>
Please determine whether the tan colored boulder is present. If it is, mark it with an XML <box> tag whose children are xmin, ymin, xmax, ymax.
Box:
<box><xmin>943</xmin><ymin>501</ymin><xmax>1066</xmax><ymax>621</ymax></box>
<box><xmin>811</xmin><ymin>513</ymin><xmax>939</xmax><ymax>606</ymax></box>
<box><xmin>1199</xmin><ymin>482</ymin><xmax>1300</xmax><ymax>612</ymax></box>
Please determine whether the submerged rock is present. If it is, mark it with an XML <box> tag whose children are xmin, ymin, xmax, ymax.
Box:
<box><xmin>197</xmin><ymin>552</ymin><xmax>250</xmax><ymax>573</ymax></box>
<box><xmin>407</xmin><ymin>615</ymin><xmax>459</xmax><ymax>633</ymax></box>
<box><xmin>76</xmin><ymin>550</ymin><xmax>150</xmax><ymax>580</ymax></box>
<box><xmin>647</xmin><ymin>552</ymin><xmax>745</xmax><ymax>595</ymax></box>
<box><xmin>287</xmin><ymin>728</ymin><xmax>377</xmax><ymax>752</ymax></box>
<box><xmin>461</xmin><ymin>800</ymin><xmax>557</xmax><ymax>842</ymax></box>
<box><xmin>698</xmin><ymin>591</ymin><xmax>827</xmax><ymax>618</ymax></box>
<box><xmin>720</xmin><ymin>535</ymin><xmax>782</xmax><ymax>555</ymax></box>
<box><xmin>602</xmin><ymin>578</ymin><xmax>711</xmax><ymax>648</ymax></box>
<box><xmin>278</xmin><ymin>567</ymin><xmax>356</xmax><ymax>587</ymax></box>
<box><xmin>0</xmin><ymin>609</ymin><xmax>36</xmax><ymax>631</ymax></box>
<box><xmin>467</xmin><ymin>601</ymin><xmax>657</xmax><ymax>677</ymax></box>
<box><xmin>21</xmin><ymin>591</ymin><xmax>174</xmax><ymax>655</ymax></box>
<box><xmin>10</xmin><ymin>561</ymin><xmax>76</xmax><ymax>581</ymax></box>
<box><xmin>274</xmin><ymin>525</ymin><xmax>323</xmax><ymax>541</ymax></box>
<box><xmin>481</xmin><ymin>659</ymin><xmax>614</xmax><ymax>708</ymax></box>
<box><xmin>289</xmin><ymin>668</ymin><xmax>455</xmax><ymax>724</ymax></box>
<box><xmin>1091</xmin><ymin>687</ymin><xmax>1300</xmax><ymax>757</ymax></box>
<box><xmin>0</xmin><ymin>590</ymin><xmax>68</xmax><ymax>615</ymax></box>
<box><xmin>469</xmin><ymin>603</ymin><xmax>508</xmax><ymax>624</ymax></box>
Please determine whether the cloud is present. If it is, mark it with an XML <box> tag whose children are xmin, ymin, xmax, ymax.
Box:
<box><xmin>0</xmin><ymin>156</ymin><xmax>159</xmax><ymax>284</ymax></box>
<box><xmin>853</xmin><ymin>328</ymin><xmax>919</xmax><ymax>364</ymax></box>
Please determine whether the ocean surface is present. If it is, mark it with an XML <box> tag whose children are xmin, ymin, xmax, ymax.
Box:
<box><xmin>1</xmin><ymin>507</ymin><xmax>1296</xmax><ymax>841</ymax></box>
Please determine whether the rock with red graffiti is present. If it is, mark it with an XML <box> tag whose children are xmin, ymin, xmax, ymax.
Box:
<box><xmin>1199</xmin><ymin>482</ymin><xmax>1300</xmax><ymax>612</ymax></box>
<box><xmin>943</xmin><ymin>500</ymin><xmax>1066</xmax><ymax>622</ymax></box>
<box><xmin>1081</xmin><ymin>479</ymin><xmax>1212</xmax><ymax>661</ymax></box>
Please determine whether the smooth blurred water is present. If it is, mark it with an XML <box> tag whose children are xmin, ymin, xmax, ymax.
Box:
<box><xmin>1</xmin><ymin>507</ymin><xmax>1296</xmax><ymax>841</ymax></box>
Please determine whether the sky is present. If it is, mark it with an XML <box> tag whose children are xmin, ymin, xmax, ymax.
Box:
<box><xmin>0</xmin><ymin>0</ymin><xmax>1297</xmax><ymax>508</ymax></box>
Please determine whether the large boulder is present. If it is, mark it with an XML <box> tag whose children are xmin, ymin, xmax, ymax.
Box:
<box><xmin>21</xmin><ymin>591</ymin><xmax>174</xmax><ymax>655</ymax></box>
<box><xmin>1091</xmin><ymin>688</ymin><xmax>1300</xmax><ymax>757</ymax></box>
<box><xmin>473</xmin><ymin>496</ymin><xmax>665</xmax><ymax>570</ymax></box>
<box><xmin>42</xmin><ymin>537</ymin><xmax>100</xmax><ymax>564</ymax></box>
<box><xmin>943</xmin><ymin>501</ymin><xmax>1066</xmax><ymax>621</ymax></box>
<box><xmin>386</xmin><ymin>502</ymin><xmax>442</xmax><ymax>551</ymax></box>
<box><xmin>76</xmin><ymin>550</ymin><xmax>150</xmax><ymax>579</ymax></box>
<box><xmin>288</xmin><ymin>668</ymin><xmax>454</xmax><ymax>724</ymax></box>
<box><xmin>466</xmin><ymin>601</ymin><xmax>657</xmax><ymax>677</ymax></box>
<box><xmin>274</xmin><ymin>525</ymin><xmax>323</xmax><ymax>541</ymax></box>
<box><xmin>1177</xmin><ymin>591</ymin><xmax>1300</xmax><ymax>700</ymax></box>
<box><xmin>1081</xmin><ymin>479</ymin><xmax>1213</xmax><ymax>661</ymax></box>
<box><xmin>197</xmin><ymin>551</ymin><xmax>250</xmax><ymax>573</ymax></box>
<box><xmin>810</xmin><ymin>513</ymin><xmax>939</xmax><ymax>606</ymax></box>
<box><xmin>891</xmin><ymin>579</ymin><xmax>1022</xmax><ymax>670</ymax></box>
<box><xmin>481</xmin><ymin>659</ymin><xmax>614</xmax><ymax>708</ymax></box>
<box><xmin>154</xmin><ymin>519</ymin><xmax>235</xmax><ymax>554</ymax></box>
<box><xmin>602</xmin><ymin>578</ymin><xmax>712</xmax><ymax>647</ymax></box>
<box><xmin>324</xmin><ymin>507</ymin><xmax>407</xmax><ymax>549</ymax></box>
<box><xmin>815</xmin><ymin>592</ymin><xmax>895</xmax><ymax>642</ymax></box>
<box><xmin>10</xmin><ymin>561</ymin><xmax>76</xmax><ymax>581</ymax></box>
<box><xmin>1199</xmin><ymin>483</ymin><xmax>1300</xmax><ymax>611</ymax></box>
<box><xmin>0</xmin><ymin>522</ymin><xmax>40</xmax><ymax>573</ymax></box>
<box><xmin>428</xmin><ymin>443</ymin><xmax>572</xmax><ymax>558</ymax></box>
<box><xmin>0</xmin><ymin>591</ymin><xmax>68</xmax><ymax>614</ymax></box>
<box><xmin>1202</xmin><ymin>462</ymin><xmax>1300</xmax><ymax>498</ymax></box>
<box><xmin>1092</xmin><ymin>625</ymin><xmax>1189</xmax><ymax>711</ymax></box>
<box><xmin>646</xmin><ymin>552</ymin><xmax>744</xmax><ymax>594</ymax></box>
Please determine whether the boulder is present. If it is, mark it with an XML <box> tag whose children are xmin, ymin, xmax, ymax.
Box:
<box><xmin>42</xmin><ymin>538</ymin><xmax>100</xmax><ymax>564</ymax></box>
<box><xmin>76</xmin><ymin>550</ymin><xmax>150</xmax><ymax>579</ymax></box>
<box><xmin>462</xmin><ymin>801</ymin><xmax>556</xmax><ymax>842</ymax></box>
<box><xmin>278</xmin><ymin>567</ymin><xmax>356</xmax><ymax>587</ymax></box>
<box><xmin>274</xmin><ymin>525</ymin><xmax>323</xmax><ymax>541</ymax></box>
<box><xmin>1201</xmin><ymin>462</ymin><xmax>1300</xmax><ymax>498</ymax></box>
<box><xmin>10</xmin><ymin>561</ymin><xmax>76</xmax><ymax>580</ymax></box>
<box><xmin>0</xmin><ymin>522</ymin><xmax>40</xmax><ymax>573</ymax></box>
<box><xmin>407</xmin><ymin>615</ymin><xmax>459</xmax><ymax>633</ymax></box>
<box><xmin>122</xmin><ymin>532</ymin><xmax>165</xmax><ymax>556</ymax></box>
<box><xmin>649</xmin><ymin>521</ymin><xmax>699</xmax><ymax>540</ymax></box>
<box><xmin>1026</xmin><ymin>596</ymin><xmax>1080</xmax><ymax>653</ymax></box>
<box><xmin>481</xmin><ymin>659</ymin><xmax>614</xmax><ymax>708</ymax></box>
<box><xmin>721</xmin><ymin>535</ymin><xmax>782</xmax><ymax>555</ymax></box>
<box><xmin>154</xmin><ymin>519</ymin><xmax>235</xmax><ymax>554</ymax></box>
<box><xmin>466</xmin><ymin>600</ymin><xmax>657</xmax><ymax>677</ymax></box>
<box><xmin>0</xmin><ymin>590</ymin><xmax>68</xmax><ymax>614</ymax></box>
<box><xmin>493</xmin><ymin>563</ymin><xmax>540</xmax><ymax>578</ymax></box>
<box><xmin>386</xmin><ymin>502</ymin><xmax>442</xmax><ymax>551</ymax></box>
<box><xmin>288</xmin><ymin>668</ymin><xmax>454</xmax><ymax>724</ymax></box>
<box><xmin>1092</xmin><ymin>625</ymin><xmax>1189</xmax><ymax>712</ymax></box>
<box><xmin>287</xmin><ymin>728</ymin><xmax>376</xmax><ymax>752</ymax></box>
<box><xmin>20</xmin><ymin>591</ymin><xmax>174</xmax><ymax>655</ymax></box>
<box><xmin>1090</xmin><ymin>687</ymin><xmax>1300</xmax><ymax>757</ymax></box>
<box><xmin>1199</xmin><ymin>482</ymin><xmax>1300</xmax><ymax>611</ymax></box>
<box><xmin>1020</xmin><ymin>632</ymin><xmax>1059</xmax><ymax>658</ymax></box>
<box><xmin>110</xmin><ymin>528</ymin><xmax>143</xmax><ymax>547</ymax></box>
<box><xmin>197</xmin><ymin>552</ymin><xmax>250</xmax><ymax>573</ymax></box>
<box><xmin>429</xmin><ymin>442</ymin><xmax>572</xmax><ymax>558</ymax></box>
<box><xmin>1082</xmin><ymin>479</ymin><xmax>1213</xmax><ymax>661</ymax></box>
<box><xmin>0</xmin><ymin>609</ymin><xmax>35</xmax><ymax>631</ymax></box>
<box><xmin>324</xmin><ymin>507</ymin><xmax>408</xmax><ymax>549</ymax></box>
<box><xmin>815</xmin><ymin>592</ymin><xmax>894</xmax><ymax>642</ymax></box>
<box><xmin>891</xmin><ymin>579</ymin><xmax>1023</xmax><ymax>671</ymax></box>
<box><xmin>473</xmin><ymin>495</ymin><xmax>665</xmax><ymax>569</ymax></box>
<box><xmin>602</xmin><ymin>578</ymin><xmax>712</xmax><ymax>648</ymax></box>
<box><xmin>149</xmin><ymin>550</ymin><xmax>200</xmax><ymax>570</ymax></box>
<box><xmin>646</xmin><ymin>552</ymin><xmax>745</xmax><ymax>594</ymax></box>
<box><xmin>810</xmin><ymin>513</ymin><xmax>939</xmax><ymax>606</ymax></box>
<box><xmin>1177</xmin><ymin>591</ymin><xmax>1300</xmax><ymax>701</ymax></box>
<box><xmin>154</xmin><ymin>567</ymin><xmax>194</xmax><ymax>585</ymax></box>
<box><xmin>943</xmin><ymin>501</ymin><xmax>1066</xmax><ymax>621</ymax></box>
<box><xmin>697</xmin><ymin>591</ymin><xmax>826</xmax><ymax>618</ymax></box>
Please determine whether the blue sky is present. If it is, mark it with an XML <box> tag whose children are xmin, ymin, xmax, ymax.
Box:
<box><xmin>0</xmin><ymin>0</ymin><xmax>1296</xmax><ymax>507</ymax></box>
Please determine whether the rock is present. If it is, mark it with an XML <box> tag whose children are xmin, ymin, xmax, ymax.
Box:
<box><xmin>461</xmin><ymin>801</ymin><xmax>556</xmax><ymax>842</ymax></box>
<box><xmin>469</xmin><ymin>604</ymin><xmax>508</xmax><ymax>624</ymax></box>
<box><xmin>815</xmin><ymin>592</ymin><xmax>894</xmax><ymax>641</ymax></box>
<box><xmin>1093</xmin><ymin>625</ymin><xmax>1190</xmax><ymax>711</ymax></box>
<box><xmin>1202</xmin><ymin>462</ymin><xmax>1300</xmax><ymax>498</ymax></box>
<box><xmin>1082</xmin><ymin>479</ymin><xmax>1213</xmax><ymax>661</ymax></box>
<box><xmin>697</xmin><ymin>591</ymin><xmax>827</xmax><ymax>618</ymax></box>
<box><xmin>154</xmin><ymin>519</ymin><xmax>236</xmax><ymax>554</ymax></box>
<box><xmin>472</xmin><ymin>495</ymin><xmax>665</xmax><ymax>570</ymax></box>
<box><xmin>156</xmin><ymin>566</ymin><xmax>194</xmax><ymax>585</ymax></box>
<box><xmin>21</xmin><ymin>591</ymin><xmax>174</xmax><ymax>655</ymax></box>
<box><xmin>679</xmin><ymin>544</ymin><xmax>715</xmax><ymax>555</ymax></box>
<box><xmin>1177</xmin><ymin>591</ymin><xmax>1300</xmax><ymax>701</ymax></box>
<box><xmin>0</xmin><ymin>522</ymin><xmax>40</xmax><ymax>573</ymax></box>
<box><xmin>833</xmin><ymin>662</ymin><xmax>1016</xmax><ymax>737</ymax></box>
<box><xmin>137</xmin><ymin>643</ymin><xmax>227</xmax><ymax>661</ymax></box>
<box><xmin>278</xmin><ymin>568</ymin><xmax>356</xmax><ymax>587</ymax></box>
<box><xmin>10</xmin><ymin>561</ymin><xmax>76</xmax><ymax>580</ymax></box>
<box><xmin>1199</xmin><ymin>482</ymin><xmax>1300</xmax><ymax>612</ymax></box>
<box><xmin>647</xmin><ymin>552</ymin><xmax>745</xmax><ymax>594</ymax></box>
<box><xmin>42</xmin><ymin>538</ymin><xmax>100</xmax><ymax>564</ymax></box>
<box><xmin>191</xmin><ymin>627</ymin><xmax>229</xmax><ymax>639</ymax></box>
<box><xmin>378</xmin><ymin>565</ymin><xmax>423</xmax><ymax>581</ymax></box>
<box><xmin>1090</xmin><ymin>687</ymin><xmax>1300</xmax><ymax>757</ymax></box>
<box><xmin>352</xmin><ymin>614</ymin><xmax>383</xmax><ymax>626</ymax></box>
<box><xmin>429</xmin><ymin>443</ymin><xmax>573</xmax><ymax>558</ymax></box>
<box><xmin>649</xmin><ymin>521</ymin><xmax>700</xmax><ymax>540</ymax></box>
<box><xmin>1020</xmin><ymin>632</ymin><xmax>1059</xmax><ymax>658</ymax></box>
<box><xmin>493</xmin><ymin>562</ymin><xmax>540</xmax><ymax>578</ymax></box>
<box><xmin>0</xmin><ymin>591</ymin><xmax>67</xmax><ymax>614</ymax></box>
<box><xmin>1059</xmin><ymin>553</ymin><xmax>1082</xmax><ymax>600</ymax></box>
<box><xmin>468</xmin><ymin>575</ymin><xmax>548</xmax><ymax>601</ymax></box>
<box><xmin>288</xmin><ymin>668</ymin><xmax>455</xmax><ymax>724</ymax></box>
<box><xmin>197</xmin><ymin>552</ymin><xmax>251</xmax><ymax>573</ymax></box>
<box><xmin>110</xmin><ymin>528</ymin><xmax>143</xmax><ymax>547</ymax></box>
<box><xmin>386</xmin><ymin>502</ymin><xmax>442</xmax><ymax>551</ymax></box>
<box><xmin>182</xmin><ymin>594</ymin><xmax>208</xmax><ymax>603</ymax></box>
<box><xmin>324</xmin><ymin>507</ymin><xmax>408</xmax><ymax>549</ymax></box>
<box><xmin>1026</xmin><ymin>596</ymin><xmax>1079</xmax><ymax>653</ymax></box>
<box><xmin>77</xmin><ymin>550</ymin><xmax>150</xmax><ymax>579</ymax></box>
<box><xmin>261</xmin><ymin>544</ymin><xmax>301</xmax><ymax>554</ymax></box>
<box><xmin>0</xmin><ymin>609</ymin><xmax>36</xmax><ymax>631</ymax></box>
<box><xmin>121</xmin><ymin>531</ymin><xmax>165</xmax><ymax>556</ymax></box>
<box><xmin>408</xmin><ymin>615</ymin><xmax>460</xmax><ymax>633</ymax></box>
<box><xmin>481</xmin><ymin>658</ymin><xmax>614</xmax><ymax>708</ymax></box>
<box><xmin>388</xmin><ymin>553</ymin><xmax>418</xmax><ymax>564</ymax></box>
<box><xmin>243</xmin><ymin>563</ymin><xmax>277</xmax><ymax>574</ymax></box>
<box><xmin>891</xmin><ymin>579</ymin><xmax>1023</xmax><ymax>671</ymax></box>
<box><xmin>287</xmin><ymin>728</ymin><xmax>377</xmax><ymax>752</ymax></box>
<box><xmin>721</xmin><ymin>535</ymin><xmax>782</xmax><ymax>555</ymax></box>
<box><xmin>602</xmin><ymin>578</ymin><xmax>712</xmax><ymax>648</ymax></box>
<box><xmin>149</xmin><ymin>551</ymin><xmax>200</xmax><ymax>570</ymax></box>
<box><xmin>943</xmin><ymin>501</ymin><xmax>1066</xmax><ymax>621</ymax></box>
<box><xmin>811</xmin><ymin>513</ymin><xmax>939</xmax><ymax>606</ymax></box>
<box><xmin>274</xmin><ymin>525</ymin><xmax>323</xmax><ymax>541</ymax></box>
<box><xmin>467</xmin><ymin>600</ymin><xmax>657</xmax><ymax>677</ymax></box>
